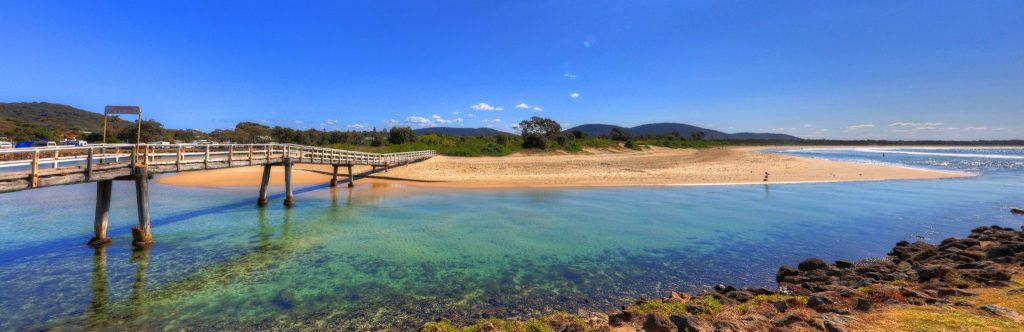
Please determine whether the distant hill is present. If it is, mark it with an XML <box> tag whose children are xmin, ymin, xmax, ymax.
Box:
<box><xmin>0</xmin><ymin>102</ymin><xmax>128</xmax><ymax>134</ymax></box>
<box><xmin>566</xmin><ymin>122</ymin><xmax>801</xmax><ymax>141</ymax></box>
<box><xmin>414</xmin><ymin>127</ymin><xmax>511</xmax><ymax>136</ymax></box>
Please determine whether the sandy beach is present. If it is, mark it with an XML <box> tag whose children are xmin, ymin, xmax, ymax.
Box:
<box><xmin>157</xmin><ymin>146</ymin><xmax>970</xmax><ymax>189</ymax></box>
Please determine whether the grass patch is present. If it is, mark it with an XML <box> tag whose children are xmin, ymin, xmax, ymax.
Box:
<box><xmin>419</xmin><ymin>317</ymin><xmax>555</xmax><ymax>332</ymax></box>
<box><xmin>737</xmin><ymin>294</ymin><xmax>808</xmax><ymax>312</ymax></box>
<box><xmin>854</xmin><ymin>272</ymin><xmax>1024</xmax><ymax>331</ymax></box>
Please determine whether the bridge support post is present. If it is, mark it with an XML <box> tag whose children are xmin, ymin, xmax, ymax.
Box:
<box><xmin>330</xmin><ymin>165</ymin><xmax>339</xmax><ymax>187</ymax></box>
<box><xmin>89</xmin><ymin>180</ymin><xmax>113</xmax><ymax>246</ymax></box>
<box><xmin>257</xmin><ymin>164</ymin><xmax>272</xmax><ymax>207</ymax></box>
<box><xmin>283</xmin><ymin>158</ymin><xmax>294</xmax><ymax>207</ymax></box>
<box><xmin>132</xmin><ymin>166</ymin><xmax>153</xmax><ymax>247</ymax></box>
<box><xmin>347</xmin><ymin>164</ymin><xmax>355</xmax><ymax>188</ymax></box>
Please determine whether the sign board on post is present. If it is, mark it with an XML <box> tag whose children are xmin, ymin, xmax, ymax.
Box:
<box><xmin>104</xmin><ymin>106</ymin><xmax>141</xmax><ymax>115</ymax></box>
<box><xmin>102</xmin><ymin>105</ymin><xmax>143</xmax><ymax>145</ymax></box>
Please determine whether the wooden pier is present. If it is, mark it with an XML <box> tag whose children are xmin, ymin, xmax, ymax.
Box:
<box><xmin>0</xmin><ymin>143</ymin><xmax>434</xmax><ymax>247</ymax></box>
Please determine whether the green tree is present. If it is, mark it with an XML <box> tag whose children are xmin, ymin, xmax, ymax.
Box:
<box><xmin>387</xmin><ymin>126</ymin><xmax>417</xmax><ymax>144</ymax></box>
<box><xmin>117</xmin><ymin>119</ymin><xmax>166</xmax><ymax>143</ymax></box>
<box><xmin>234</xmin><ymin>122</ymin><xmax>271</xmax><ymax>143</ymax></box>
<box><xmin>691</xmin><ymin>131</ymin><xmax>705</xmax><ymax>141</ymax></box>
<box><xmin>609</xmin><ymin>127</ymin><xmax>629</xmax><ymax>141</ymax></box>
<box><xmin>518</xmin><ymin>116</ymin><xmax>561</xmax><ymax>138</ymax></box>
<box><xmin>518</xmin><ymin>116</ymin><xmax>561</xmax><ymax>149</ymax></box>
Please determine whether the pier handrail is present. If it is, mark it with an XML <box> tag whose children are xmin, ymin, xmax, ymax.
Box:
<box><xmin>0</xmin><ymin>143</ymin><xmax>434</xmax><ymax>192</ymax></box>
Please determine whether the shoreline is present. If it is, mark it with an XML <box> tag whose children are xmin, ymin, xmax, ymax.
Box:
<box><xmin>157</xmin><ymin>146</ymin><xmax>972</xmax><ymax>189</ymax></box>
<box><xmin>424</xmin><ymin>224</ymin><xmax>1024</xmax><ymax>331</ymax></box>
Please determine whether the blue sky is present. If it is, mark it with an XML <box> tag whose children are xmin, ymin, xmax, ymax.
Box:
<box><xmin>1</xmin><ymin>1</ymin><xmax>1021</xmax><ymax>139</ymax></box>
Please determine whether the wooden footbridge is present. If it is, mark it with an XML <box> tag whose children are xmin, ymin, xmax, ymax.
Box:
<box><xmin>0</xmin><ymin>143</ymin><xmax>434</xmax><ymax>247</ymax></box>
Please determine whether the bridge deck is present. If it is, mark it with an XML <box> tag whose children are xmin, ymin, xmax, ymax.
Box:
<box><xmin>0</xmin><ymin>143</ymin><xmax>434</xmax><ymax>193</ymax></box>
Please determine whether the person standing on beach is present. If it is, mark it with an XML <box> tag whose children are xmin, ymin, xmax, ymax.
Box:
<box><xmin>763</xmin><ymin>172</ymin><xmax>769</xmax><ymax>182</ymax></box>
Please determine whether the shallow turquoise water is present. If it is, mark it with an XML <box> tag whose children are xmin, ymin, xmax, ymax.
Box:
<box><xmin>0</xmin><ymin>148</ymin><xmax>1022</xmax><ymax>329</ymax></box>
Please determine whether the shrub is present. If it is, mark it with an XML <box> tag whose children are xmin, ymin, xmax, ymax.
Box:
<box><xmin>522</xmin><ymin>133</ymin><xmax>547</xmax><ymax>149</ymax></box>
<box><xmin>624</xmin><ymin>139</ymin><xmax>640</xmax><ymax>150</ymax></box>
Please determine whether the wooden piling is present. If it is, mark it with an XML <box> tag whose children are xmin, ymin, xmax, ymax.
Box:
<box><xmin>89</xmin><ymin>180</ymin><xmax>113</xmax><ymax>246</ymax></box>
<box><xmin>132</xmin><ymin>166</ymin><xmax>153</xmax><ymax>247</ymax></box>
<box><xmin>257</xmin><ymin>164</ymin><xmax>272</xmax><ymax>207</ymax></box>
<box><xmin>283</xmin><ymin>158</ymin><xmax>294</xmax><ymax>207</ymax></box>
<box><xmin>347</xmin><ymin>164</ymin><xmax>355</xmax><ymax>188</ymax></box>
<box><xmin>30</xmin><ymin>150</ymin><xmax>39</xmax><ymax>188</ymax></box>
<box><xmin>85</xmin><ymin>147</ymin><xmax>94</xmax><ymax>182</ymax></box>
<box><xmin>330</xmin><ymin>165</ymin><xmax>339</xmax><ymax>187</ymax></box>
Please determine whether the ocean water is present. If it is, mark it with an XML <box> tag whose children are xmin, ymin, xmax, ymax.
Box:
<box><xmin>0</xmin><ymin>147</ymin><xmax>1022</xmax><ymax>330</ymax></box>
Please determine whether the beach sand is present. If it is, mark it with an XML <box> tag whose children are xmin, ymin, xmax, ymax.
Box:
<box><xmin>157</xmin><ymin>146</ymin><xmax>970</xmax><ymax>189</ymax></box>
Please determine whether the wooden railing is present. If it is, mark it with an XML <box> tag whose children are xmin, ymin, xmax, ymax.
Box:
<box><xmin>0</xmin><ymin>143</ymin><xmax>434</xmax><ymax>192</ymax></box>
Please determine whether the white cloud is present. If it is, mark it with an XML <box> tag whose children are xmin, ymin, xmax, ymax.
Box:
<box><xmin>569</xmin><ymin>92</ymin><xmax>580</xmax><ymax>99</ymax></box>
<box><xmin>405</xmin><ymin>116</ymin><xmax>431</xmax><ymax>125</ymax></box>
<box><xmin>889</xmin><ymin>122</ymin><xmax>944</xmax><ymax>127</ymax></box>
<box><xmin>964</xmin><ymin>126</ymin><xmax>1005</xmax><ymax>131</ymax></box>
<box><xmin>515</xmin><ymin>103</ymin><xmax>529</xmax><ymax>109</ymax></box>
<box><xmin>347</xmin><ymin>123</ymin><xmax>366</xmax><ymax>130</ymax></box>
<box><xmin>493</xmin><ymin>118</ymin><xmax>501</xmax><ymax>123</ymax></box>
<box><xmin>846</xmin><ymin>123</ymin><xmax>874</xmax><ymax>130</ymax></box>
<box><xmin>496</xmin><ymin>107</ymin><xmax>504</xmax><ymax>111</ymax></box>
<box><xmin>385</xmin><ymin>119</ymin><xmax>399</xmax><ymax>126</ymax></box>
<box><xmin>563</xmin><ymin>73</ymin><xmax>577</xmax><ymax>79</ymax></box>
<box><xmin>453</xmin><ymin>111</ymin><xmax>460</xmax><ymax>115</ymax></box>
<box><xmin>294</xmin><ymin>120</ymin><xmax>304</xmax><ymax>124</ymax></box>
<box><xmin>771</xmin><ymin>128</ymin><xmax>786</xmax><ymax>132</ymax></box>
<box><xmin>467</xmin><ymin>113</ymin><xmax>474</xmax><ymax>117</ymax></box>
<box><xmin>471</xmin><ymin>102</ymin><xmax>495</xmax><ymax>111</ymax></box>
<box><xmin>532</xmin><ymin>106</ymin><xmax>543</xmax><ymax>111</ymax></box>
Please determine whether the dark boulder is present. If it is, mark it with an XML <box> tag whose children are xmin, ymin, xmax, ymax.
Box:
<box><xmin>608</xmin><ymin>310</ymin><xmax>635</xmax><ymax>326</ymax></box>
<box><xmin>725</xmin><ymin>290</ymin><xmax>753</xmax><ymax>303</ymax></box>
<box><xmin>854</xmin><ymin>298</ymin><xmax>871</xmax><ymax>311</ymax></box>
<box><xmin>834</xmin><ymin>260</ymin><xmax>854</xmax><ymax>269</ymax></box>
<box><xmin>917</xmin><ymin>264</ymin><xmax>952</xmax><ymax>282</ymax></box>
<box><xmin>643</xmin><ymin>314</ymin><xmax>677</xmax><ymax>332</ymax></box>
<box><xmin>713</xmin><ymin>284</ymin><xmax>735</xmax><ymax>294</ymax></box>
<box><xmin>986</xmin><ymin>246</ymin><xmax>1014</xmax><ymax>259</ymax></box>
<box><xmin>668</xmin><ymin>315</ymin><xmax>701</xmax><ymax>332</ymax></box>
<box><xmin>798</xmin><ymin>258</ymin><xmax>829</xmax><ymax>271</ymax></box>
<box><xmin>807</xmin><ymin>294</ymin><xmax>835</xmax><ymax>311</ymax></box>
<box><xmin>777</xmin><ymin>265</ymin><xmax>799</xmax><ymax>282</ymax></box>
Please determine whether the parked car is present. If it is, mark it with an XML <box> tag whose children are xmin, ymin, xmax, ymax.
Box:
<box><xmin>14</xmin><ymin>141</ymin><xmax>56</xmax><ymax>148</ymax></box>
<box><xmin>63</xmin><ymin>140</ymin><xmax>88</xmax><ymax>146</ymax></box>
<box><xmin>148</xmin><ymin>141</ymin><xmax>171</xmax><ymax>148</ymax></box>
<box><xmin>0</xmin><ymin>141</ymin><xmax>12</xmax><ymax>149</ymax></box>
<box><xmin>192</xmin><ymin>140</ymin><xmax>213</xmax><ymax>145</ymax></box>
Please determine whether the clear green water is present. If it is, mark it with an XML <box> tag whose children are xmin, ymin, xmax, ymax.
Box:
<box><xmin>1</xmin><ymin>148</ymin><xmax>1022</xmax><ymax>330</ymax></box>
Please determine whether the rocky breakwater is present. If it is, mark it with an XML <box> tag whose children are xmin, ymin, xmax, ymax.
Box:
<box><xmin>422</xmin><ymin>225</ymin><xmax>1024</xmax><ymax>331</ymax></box>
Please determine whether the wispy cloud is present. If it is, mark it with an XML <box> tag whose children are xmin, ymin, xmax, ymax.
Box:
<box><xmin>569</xmin><ymin>92</ymin><xmax>580</xmax><ymax>99</ymax></box>
<box><xmin>471</xmin><ymin>102</ymin><xmax>495</xmax><ymax>111</ymax></box>
<box><xmin>846</xmin><ymin>123</ymin><xmax>874</xmax><ymax>130</ymax></box>
<box><xmin>889</xmin><ymin>122</ymin><xmax>944</xmax><ymax>127</ymax></box>
<box><xmin>533</xmin><ymin>106</ymin><xmax>543</xmax><ymax>111</ymax></box>
<box><xmin>563</xmin><ymin>73</ymin><xmax>577</xmax><ymax>79</ymax></box>
<box><xmin>385</xmin><ymin>119</ymin><xmax>398</xmax><ymax>126</ymax></box>
<box><xmin>346</xmin><ymin>123</ymin><xmax>367</xmax><ymax>130</ymax></box>
<box><xmin>515</xmin><ymin>103</ymin><xmax>529</xmax><ymax>109</ymax></box>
